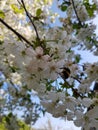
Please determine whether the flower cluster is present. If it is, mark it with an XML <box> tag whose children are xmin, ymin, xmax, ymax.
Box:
<box><xmin>0</xmin><ymin>0</ymin><xmax>98</xmax><ymax>130</ymax></box>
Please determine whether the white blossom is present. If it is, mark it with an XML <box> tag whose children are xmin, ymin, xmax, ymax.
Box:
<box><xmin>10</xmin><ymin>72</ymin><xmax>22</xmax><ymax>86</ymax></box>
<box><xmin>0</xmin><ymin>0</ymin><xmax>98</xmax><ymax>129</ymax></box>
<box><xmin>32</xmin><ymin>113</ymin><xmax>81</xmax><ymax>130</ymax></box>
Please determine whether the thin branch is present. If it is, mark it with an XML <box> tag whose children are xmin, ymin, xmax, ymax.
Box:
<box><xmin>71</xmin><ymin>76</ymin><xmax>81</xmax><ymax>83</ymax></box>
<box><xmin>21</xmin><ymin>0</ymin><xmax>40</xmax><ymax>41</ymax></box>
<box><xmin>64</xmin><ymin>81</ymin><xmax>84</xmax><ymax>98</ymax></box>
<box><xmin>0</xmin><ymin>18</ymin><xmax>34</xmax><ymax>47</ymax></box>
<box><xmin>17</xmin><ymin>0</ymin><xmax>44</xmax><ymax>24</ymax></box>
<box><xmin>72</xmin><ymin>87</ymin><xmax>84</xmax><ymax>98</ymax></box>
<box><xmin>17</xmin><ymin>0</ymin><xmax>22</xmax><ymax>6</ymax></box>
<box><xmin>71</xmin><ymin>0</ymin><xmax>83</xmax><ymax>27</ymax></box>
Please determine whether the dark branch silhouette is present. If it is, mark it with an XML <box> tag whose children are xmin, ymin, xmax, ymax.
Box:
<box><xmin>71</xmin><ymin>0</ymin><xmax>83</xmax><ymax>27</ymax></box>
<box><xmin>0</xmin><ymin>18</ymin><xmax>34</xmax><ymax>47</ymax></box>
<box><xmin>64</xmin><ymin>81</ymin><xmax>84</xmax><ymax>98</ymax></box>
<box><xmin>21</xmin><ymin>0</ymin><xmax>40</xmax><ymax>41</ymax></box>
<box><xmin>71</xmin><ymin>76</ymin><xmax>81</xmax><ymax>83</ymax></box>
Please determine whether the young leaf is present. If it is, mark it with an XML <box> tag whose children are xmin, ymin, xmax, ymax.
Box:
<box><xmin>75</xmin><ymin>54</ymin><xmax>81</xmax><ymax>63</ymax></box>
<box><xmin>61</xmin><ymin>5</ymin><xmax>67</xmax><ymax>11</ymax></box>
<box><xmin>36</xmin><ymin>8</ymin><xmax>42</xmax><ymax>17</ymax></box>
<box><xmin>0</xmin><ymin>10</ymin><xmax>5</xmax><ymax>19</ymax></box>
<box><xmin>83</xmin><ymin>0</ymin><xmax>96</xmax><ymax>17</ymax></box>
<box><xmin>11</xmin><ymin>4</ymin><xmax>24</xmax><ymax>14</ymax></box>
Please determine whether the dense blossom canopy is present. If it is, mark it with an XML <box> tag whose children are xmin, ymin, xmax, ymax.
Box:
<box><xmin>0</xmin><ymin>0</ymin><xmax>98</xmax><ymax>130</ymax></box>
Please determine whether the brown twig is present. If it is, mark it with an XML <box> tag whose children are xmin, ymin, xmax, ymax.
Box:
<box><xmin>71</xmin><ymin>0</ymin><xmax>83</xmax><ymax>27</ymax></box>
<box><xmin>17</xmin><ymin>0</ymin><xmax>44</xmax><ymax>24</ymax></box>
<box><xmin>72</xmin><ymin>87</ymin><xmax>83</xmax><ymax>98</ymax></box>
<box><xmin>21</xmin><ymin>0</ymin><xmax>40</xmax><ymax>41</ymax></box>
<box><xmin>0</xmin><ymin>18</ymin><xmax>34</xmax><ymax>47</ymax></box>
<box><xmin>71</xmin><ymin>76</ymin><xmax>81</xmax><ymax>83</ymax></box>
<box><xmin>65</xmin><ymin>81</ymin><xmax>84</xmax><ymax>98</ymax></box>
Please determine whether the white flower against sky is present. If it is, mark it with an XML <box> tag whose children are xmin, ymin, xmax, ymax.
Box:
<box><xmin>32</xmin><ymin>113</ymin><xmax>81</xmax><ymax>130</ymax></box>
<box><xmin>77</xmin><ymin>25</ymin><xmax>96</xmax><ymax>41</ymax></box>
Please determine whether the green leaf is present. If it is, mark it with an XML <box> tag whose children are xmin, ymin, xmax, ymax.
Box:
<box><xmin>73</xmin><ymin>23</ymin><xmax>81</xmax><ymax>29</ymax></box>
<box><xmin>83</xmin><ymin>0</ymin><xmax>89</xmax><ymax>3</ymax></box>
<box><xmin>61</xmin><ymin>5</ymin><xmax>67</xmax><ymax>11</ymax></box>
<box><xmin>36</xmin><ymin>8</ymin><xmax>42</xmax><ymax>17</ymax></box>
<box><xmin>75</xmin><ymin>54</ymin><xmax>81</xmax><ymax>63</ymax></box>
<box><xmin>43</xmin><ymin>0</ymin><xmax>48</xmax><ymax>4</ymax></box>
<box><xmin>0</xmin><ymin>10</ymin><xmax>5</xmax><ymax>19</ymax></box>
<box><xmin>45</xmin><ymin>80</ymin><xmax>54</xmax><ymax>92</ymax></box>
<box><xmin>0</xmin><ymin>123</ymin><xmax>6</xmax><ymax>130</ymax></box>
<box><xmin>8</xmin><ymin>112</ymin><xmax>13</xmax><ymax>118</ymax></box>
<box><xmin>88</xmin><ymin>4</ymin><xmax>96</xmax><ymax>17</ymax></box>
<box><xmin>11</xmin><ymin>4</ymin><xmax>24</xmax><ymax>14</ymax></box>
<box><xmin>0</xmin><ymin>40</ymin><xmax>3</xmax><ymax>45</ymax></box>
<box><xmin>66</xmin><ymin>48</ymin><xmax>72</xmax><ymax>53</ymax></box>
<box><xmin>83</xmin><ymin>0</ymin><xmax>96</xmax><ymax>17</ymax></box>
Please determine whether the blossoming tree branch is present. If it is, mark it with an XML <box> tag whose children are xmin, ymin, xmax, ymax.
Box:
<box><xmin>0</xmin><ymin>0</ymin><xmax>98</xmax><ymax>129</ymax></box>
